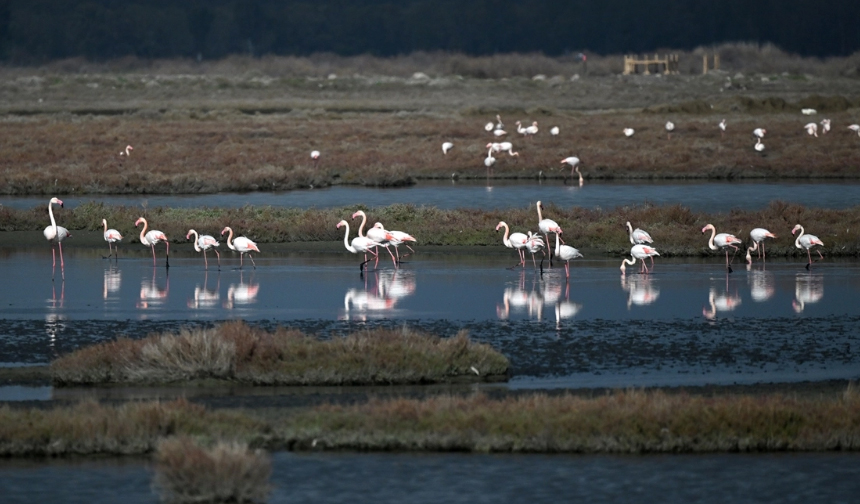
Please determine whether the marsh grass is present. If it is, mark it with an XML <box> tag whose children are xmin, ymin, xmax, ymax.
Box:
<box><xmin>154</xmin><ymin>436</ymin><xmax>271</xmax><ymax>504</ymax></box>
<box><xmin>1</xmin><ymin>387</ymin><xmax>858</xmax><ymax>457</ymax></box>
<box><xmin>50</xmin><ymin>321</ymin><xmax>509</xmax><ymax>386</ymax></box>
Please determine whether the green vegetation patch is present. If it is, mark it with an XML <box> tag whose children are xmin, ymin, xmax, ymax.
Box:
<box><xmin>50</xmin><ymin>321</ymin><xmax>509</xmax><ymax>386</ymax></box>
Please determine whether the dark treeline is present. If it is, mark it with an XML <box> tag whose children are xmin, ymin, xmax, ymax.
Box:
<box><xmin>0</xmin><ymin>0</ymin><xmax>857</xmax><ymax>62</ymax></box>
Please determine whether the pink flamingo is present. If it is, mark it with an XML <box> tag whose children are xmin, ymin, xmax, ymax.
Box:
<box><xmin>536</xmin><ymin>200</ymin><xmax>563</xmax><ymax>265</ymax></box>
<box><xmin>702</xmin><ymin>223</ymin><xmax>742</xmax><ymax>273</ymax></box>
<box><xmin>135</xmin><ymin>217</ymin><xmax>169</xmax><ymax>267</ymax></box>
<box><xmin>119</xmin><ymin>145</ymin><xmax>133</xmax><ymax>156</ymax></box>
<box><xmin>102</xmin><ymin>219</ymin><xmax>122</xmax><ymax>260</ymax></box>
<box><xmin>745</xmin><ymin>228</ymin><xmax>776</xmax><ymax>264</ymax></box>
<box><xmin>620</xmin><ymin>244</ymin><xmax>660</xmax><ymax>274</ymax></box>
<box><xmin>44</xmin><ymin>197</ymin><xmax>70</xmax><ymax>280</ymax></box>
<box><xmin>561</xmin><ymin>157</ymin><xmax>583</xmax><ymax>186</ymax></box>
<box><xmin>311</xmin><ymin>150</ymin><xmax>320</xmax><ymax>167</ymax></box>
<box><xmin>186</xmin><ymin>229</ymin><xmax>220</xmax><ymax>270</ymax></box>
<box><xmin>626</xmin><ymin>221</ymin><xmax>655</xmax><ymax>267</ymax></box>
<box><xmin>337</xmin><ymin>220</ymin><xmax>380</xmax><ymax>272</ymax></box>
<box><xmin>553</xmin><ymin>231</ymin><xmax>583</xmax><ymax>278</ymax></box>
<box><xmin>525</xmin><ymin>232</ymin><xmax>546</xmax><ymax>269</ymax></box>
<box><xmin>495</xmin><ymin>221</ymin><xmax>529</xmax><ymax>268</ymax></box>
<box><xmin>220</xmin><ymin>226</ymin><xmax>259</xmax><ymax>269</ymax></box>
<box><xmin>386</xmin><ymin>228</ymin><xmax>417</xmax><ymax>263</ymax></box>
<box><xmin>352</xmin><ymin>211</ymin><xmax>397</xmax><ymax>268</ymax></box>
<box><xmin>791</xmin><ymin>224</ymin><xmax>824</xmax><ymax>270</ymax></box>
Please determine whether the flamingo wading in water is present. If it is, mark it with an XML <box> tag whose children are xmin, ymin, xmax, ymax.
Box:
<box><xmin>561</xmin><ymin>157</ymin><xmax>583</xmax><ymax>186</ymax></box>
<box><xmin>745</xmin><ymin>228</ymin><xmax>776</xmax><ymax>264</ymax></box>
<box><xmin>352</xmin><ymin>210</ymin><xmax>397</xmax><ymax>268</ymax></box>
<box><xmin>44</xmin><ymin>197</ymin><xmax>70</xmax><ymax>279</ymax></box>
<box><xmin>102</xmin><ymin>219</ymin><xmax>122</xmax><ymax>260</ymax></box>
<box><xmin>702</xmin><ymin>223</ymin><xmax>742</xmax><ymax>273</ymax></box>
<box><xmin>337</xmin><ymin>220</ymin><xmax>380</xmax><ymax>272</ymax></box>
<box><xmin>135</xmin><ymin>217</ymin><xmax>169</xmax><ymax>268</ymax></box>
<box><xmin>792</xmin><ymin>224</ymin><xmax>824</xmax><ymax>270</ymax></box>
<box><xmin>536</xmin><ymin>200</ymin><xmax>563</xmax><ymax>266</ymax></box>
<box><xmin>626</xmin><ymin>221</ymin><xmax>655</xmax><ymax>267</ymax></box>
<box><xmin>553</xmin><ymin>231</ymin><xmax>583</xmax><ymax>278</ymax></box>
<box><xmin>495</xmin><ymin>221</ymin><xmax>530</xmax><ymax>268</ymax></box>
<box><xmin>620</xmin><ymin>244</ymin><xmax>660</xmax><ymax>274</ymax></box>
<box><xmin>221</xmin><ymin>227</ymin><xmax>260</xmax><ymax>269</ymax></box>
<box><xmin>186</xmin><ymin>229</ymin><xmax>220</xmax><ymax>270</ymax></box>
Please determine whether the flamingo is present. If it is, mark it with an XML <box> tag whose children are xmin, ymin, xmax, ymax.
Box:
<box><xmin>119</xmin><ymin>145</ymin><xmax>133</xmax><ymax>156</ymax></box>
<box><xmin>484</xmin><ymin>122</ymin><xmax>494</xmax><ymax>132</ymax></box>
<box><xmin>665</xmin><ymin>121</ymin><xmax>675</xmax><ymax>139</ymax></box>
<box><xmin>623</xmin><ymin>128</ymin><xmax>635</xmax><ymax>137</ymax></box>
<box><xmin>442</xmin><ymin>142</ymin><xmax>453</xmax><ymax>155</ymax></box>
<box><xmin>702</xmin><ymin>223</ymin><xmax>742</xmax><ymax>273</ymax></box>
<box><xmin>337</xmin><ymin>220</ymin><xmax>380</xmax><ymax>272</ymax></box>
<box><xmin>849</xmin><ymin>124</ymin><xmax>860</xmax><ymax>137</ymax></box>
<box><xmin>745</xmin><ymin>228</ymin><xmax>776</xmax><ymax>264</ymax></box>
<box><xmin>553</xmin><ymin>231</ymin><xmax>583</xmax><ymax>278</ymax></box>
<box><xmin>791</xmin><ymin>224</ymin><xmax>824</xmax><ymax>270</ymax></box>
<box><xmin>755</xmin><ymin>138</ymin><xmax>765</xmax><ymax>152</ymax></box>
<box><xmin>561</xmin><ymin>156</ymin><xmax>583</xmax><ymax>185</ymax></box>
<box><xmin>625</xmin><ymin>221</ymin><xmax>654</xmax><ymax>268</ymax></box>
<box><xmin>525</xmin><ymin>232</ymin><xmax>546</xmax><ymax>269</ymax></box>
<box><xmin>753</xmin><ymin>128</ymin><xmax>766</xmax><ymax>139</ymax></box>
<box><xmin>220</xmin><ymin>226</ymin><xmax>259</xmax><ymax>269</ymax></box>
<box><xmin>375</xmin><ymin>223</ymin><xmax>415</xmax><ymax>263</ymax></box>
<box><xmin>352</xmin><ymin>211</ymin><xmax>397</xmax><ymax>267</ymax></box>
<box><xmin>820</xmin><ymin>119</ymin><xmax>831</xmax><ymax>134</ymax></box>
<box><xmin>550</xmin><ymin>126</ymin><xmax>559</xmax><ymax>136</ymax></box>
<box><xmin>719</xmin><ymin>119</ymin><xmax>726</xmax><ymax>137</ymax></box>
<box><xmin>493</xmin><ymin>129</ymin><xmax>507</xmax><ymax>138</ymax></box>
<box><xmin>620</xmin><ymin>244</ymin><xmax>660</xmax><ymax>274</ymax></box>
<box><xmin>487</xmin><ymin>142</ymin><xmax>519</xmax><ymax>157</ymax></box>
<box><xmin>536</xmin><ymin>200</ymin><xmax>563</xmax><ymax>265</ymax></box>
<box><xmin>102</xmin><ymin>218</ymin><xmax>122</xmax><ymax>260</ymax></box>
<box><xmin>495</xmin><ymin>221</ymin><xmax>529</xmax><ymax>268</ymax></box>
<box><xmin>135</xmin><ymin>217</ymin><xmax>169</xmax><ymax>267</ymax></box>
<box><xmin>525</xmin><ymin>121</ymin><xmax>539</xmax><ymax>137</ymax></box>
<box><xmin>495</xmin><ymin>114</ymin><xmax>504</xmax><ymax>130</ymax></box>
<box><xmin>44</xmin><ymin>197</ymin><xmax>70</xmax><ymax>279</ymax></box>
<box><xmin>310</xmin><ymin>150</ymin><xmax>320</xmax><ymax>167</ymax></box>
<box><xmin>804</xmin><ymin>122</ymin><xmax>818</xmax><ymax>137</ymax></box>
<box><xmin>484</xmin><ymin>148</ymin><xmax>496</xmax><ymax>174</ymax></box>
<box><xmin>186</xmin><ymin>229</ymin><xmax>220</xmax><ymax>270</ymax></box>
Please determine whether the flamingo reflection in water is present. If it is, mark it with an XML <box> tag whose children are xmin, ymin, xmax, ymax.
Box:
<box><xmin>554</xmin><ymin>280</ymin><xmax>583</xmax><ymax>329</ymax></box>
<box><xmin>103</xmin><ymin>266</ymin><xmax>121</xmax><ymax>301</ymax></box>
<box><xmin>620</xmin><ymin>273</ymin><xmax>660</xmax><ymax>309</ymax></box>
<box><xmin>746</xmin><ymin>264</ymin><xmax>775</xmax><ymax>302</ymax></box>
<box><xmin>342</xmin><ymin>269</ymin><xmax>416</xmax><ymax>321</ymax></box>
<box><xmin>224</xmin><ymin>272</ymin><xmax>259</xmax><ymax>310</ymax></box>
<box><xmin>188</xmin><ymin>272</ymin><xmax>220</xmax><ymax>309</ymax></box>
<box><xmin>497</xmin><ymin>271</ymin><xmax>581</xmax><ymax>323</ymax></box>
<box><xmin>702</xmin><ymin>286</ymin><xmax>742</xmax><ymax>321</ymax></box>
<box><xmin>46</xmin><ymin>282</ymin><xmax>65</xmax><ymax>357</ymax></box>
<box><xmin>792</xmin><ymin>273</ymin><xmax>823</xmax><ymax>313</ymax></box>
<box><xmin>137</xmin><ymin>270</ymin><xmax>169</xmax><ymax>310</ymax></box>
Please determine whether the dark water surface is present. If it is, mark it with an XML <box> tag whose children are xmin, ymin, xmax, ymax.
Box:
<box><xmin>2</xmin><ymin>451</ymin><xmax>859</xmax><ymax>504</ymax></box>
<box><xmin>3</xmin><ymin>180</ymin><xmax>860</xmax><ymax>212</ymax></box>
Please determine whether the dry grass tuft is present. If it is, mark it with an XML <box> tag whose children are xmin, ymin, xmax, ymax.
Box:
<box><xmin>153</xmin><ymin>436</ymin><xmax>271</xmax><ymax>504</ymax></box>
<box><xmin>50</xmin><ymin>321</ymin><xmax>509</xmax><ymax>386</ymax></box>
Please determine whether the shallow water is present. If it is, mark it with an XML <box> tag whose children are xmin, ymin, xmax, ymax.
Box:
<box><xmin>4</xmin><ymin>180</ymin><xmax>860</xmax><ymax>212</ymax></box>
<box><xmin>1</xmin><ymin>248</ymin><xmax>859</xmax><ymax>390</ymax></box>
<box><xmin>1</xmin><ymin>451</ymin><xmax>859</xmax><ymax>504</ymax></box>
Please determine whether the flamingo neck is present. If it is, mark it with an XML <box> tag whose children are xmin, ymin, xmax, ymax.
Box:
<box><xmin>224</xmin><ymin>228</ymin><xmax>235</xmax><ymax>250</ymax></box>
<box><xmin>500</xmin><ymin>223</ymin><xmax>511</xmax><ymax>247</ymax></box>
<box><xmin>706</xmin><ymin>226</ymin><xmax>718</xmax><ymax>250</ymax></box>
<box><xmin>620</xmin><ymin>257</ymin><xmax>636</xmax><ymax>272</ymax></box>
<box><xmin>356</xmin><ymin>212</ymin><xmax>367</xmax><ymax>237</ymax></box>
<box><xmin>138</xmin><ymin>219</ymin><xmax>148</xmax><ymax>243</ymax></box>
<box><xmin>554</xmin><ymin>232</ymin><xmax>561</xmax><ymax>255</ymax></box>
<box><xmin>102</xmin><ymin>220</ymin><xmax>108</xmax><ymax>233</ymax></box>
<box><xmin>794</xmin><ymin>226</ymin><xmax>804</xmax><ymax>249</ymax></box>
<box><xmin>341</xmin><ymin>223</ymin><xmax>356</xmax><ymax>253</ymax></box>
<box><xmin>48</xmin><ymin>201</ymin><xmax>57</xmax><ymax>231</ymax></box>
<box><xmin>536</xmin><ymin>202</ymin><xmax>543</xmax><ymax>221</ymax></box>
<box><xmin>189</xmin><ymin>230</ymin><xmax>201</xmax><ymax>252</ymax></box>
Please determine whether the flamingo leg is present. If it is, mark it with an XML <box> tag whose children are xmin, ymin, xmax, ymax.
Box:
<box><xmin>58</xmin><ymin>242</ymin><xmax>65</xmax><ymax>269</ymax></box>
<box><xmin>564</xmin><ymin>261</ymin><xmax>570</xmax><ymax>278</ymax></box>
<box><xmin>165</xmin><ymin>242</ymin><xmax>170</xmax><ymax>268</ymax></box>
<box><xmin>214</xmin><ymin>249</ymin><xmax>221</xmax><ymax>270</ymax></box>
<box><xmin>248</xmin><ymin>253</ymin><xmax>256</xmax><ymax>269</ymax></box>
<box><xmin>150</xmin><ymin>245</ymin><xmax>157</xmax><ymax>266</ymax></box>
<box><xmin>383</xmin><ymin>245</ymin><xmax>397</xmax><ymax>268</ymax></box>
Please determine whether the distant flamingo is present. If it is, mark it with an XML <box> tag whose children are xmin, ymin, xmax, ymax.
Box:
<box><xmin>536</xmin><ymin>200</ymin><xmax>563</xmax><ymax>265</ymax></box>
<box><xmin>820</xmin><ymin>118</ymin><xmax>831</xmax><ymax>134</ymax></box>
<box><xmin>745</xmin><ymin>228</ymin><xmax>776</xmax><ymax>264</ymax></box>
<box><xmin>755</xmin><ymin>138</ymin><xmax>765</xmax><ymax>152</ymax></box>
<box><xmin>493</xmin><ymin>129</ymin><xmax>507</xmax><ymax>137</ymax></box>
<box><xmin>337</xmin><ymin>220</ymin><xmax>380</xmax><ymax>272</ymax></box>
<box><xmin>753</xmin><ymin>128</ymin><xmax>766</xmax><ymax>139</ymax></box>
<box><xmin>665</xmin><ymin>121</ymin><xmax>675</xmax><ymax>139</ymax></box>
<box><xmin>553</xmin><ymin>231</ymin><xmax>583</xmax><ymax>278</ymax></box>
<box><xmin>495</xmin><ymin>114</ymin><xmax>504</xmax><ymax>130</ymax></box>
<box><xmin>623</xmin><ymin>128</ymin><xmax>635</xmax><ymax>137</ymax></box>
<box><xmin>352</xmin><ymin>211</ymin><xmax>397</xmax><ymax>267</ymax></box>
<box><xmin>620</xmin><ymin>244</ymin><xmax>660</xmax><ymax>274</ymax></box>
<box><xmin>495</xmin><ymin>221</ymin><xmax>529</xmax><ymax>268</ymax></box>
<box><xmin>376</xmin><ymin>223</ymin><xmax>416</xmax><ymax>263</ymax></box>
<box><xmin>525</xmin><ymin>121</ymin><xmax>539</xmax><ymax>137</ymax></box>
<box><xmin>442</xmin><ymin>142</ymin><xmax>453</xmax><ymax>155</ymax></box>
<box><xmin>484</xmin><ymin>122</ymin><xmax>494</xmax><ymax>132</ymax></box>
<box><xmin>310</xmin><ymin>150</ymin><xmax>320</xmax><ymax>167</ymax></box>
<box><xmin>849</xmin><ymin>124</ymin><xmax>860</xmax><ymax>137</ymax></box>
<box><xmin>44</xmin><ymin>197</ymin><xmax>70</xmax><ymax>279</ymax></box>
<box><xmin>626</xmin><ymin>221</ymin><xmax>654</xmax><ymax>267</ymax></box>
<box><xmin>561</xmin><ymin>156</ymin><xmax>583</xmax><ymax>186</ymax></box>
<box><xmin>186</xmin><ymin>229</ymin><xmax>220</xmax><ymax>270</ymax></box>
<box><xmin>484</xmin><ymin>148</ymin><xmax>496</xmax><ymax>174</ymax></box>
<box><xmin>791</xmin><ymin>224</ymin><xmax>824</xmax><ymax>270</ymax></box>
<box><xmin>550</xmin><ymin>126</ymin><xmax>559</xmax><ymax>136</ymax></box>
<box><xmin>119</xmin><ymin>145</ymin><xmax>133</xmax><ymax>156</ymax></box>
<box><xmin>487</xmin><ymin>142</ymin><xmax>519</xmax><ymax>157</ymax></box>
<box><xmin>220</xmin><ymin>226</ymin><xmax>259</xmax><ymax>269</ymax></box>
<box><xmin>702</xmin><ymin>223</ymin><xmax>742</xmax><ymax>273</ymax></box>
<box><xmin>719</xmin><ymin>119</ymin><xmax>726</xmax><ymax>137</ymax></box>
<box><xmin>804</xmin><ymin>122</ymin><xmax>818</xmax><ymax>137</ymax></box>
<box><xmin>135</xmin><ymin>217</ymin><xmax>169</xmax><ymax>268</ymax></box>
<box><xmin>102</xmin><ymin>218</ymin><xmax>122</xmax><ymax>260</ymax></box>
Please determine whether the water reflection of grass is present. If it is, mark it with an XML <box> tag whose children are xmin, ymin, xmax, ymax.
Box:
<box><xmin>2</xmin><ymin>387</ymin><xmax>858</xmax><ymax>457</ymax></box>
<box><xmin>50</xmin><ymin>321</ymin><xmax>509</xmax><ymax>386</ymax></box>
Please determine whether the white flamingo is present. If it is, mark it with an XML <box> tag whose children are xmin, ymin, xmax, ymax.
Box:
<box><xmin>719</xmin><ymin>119</ymin><xmax>726</xmax><ymax>137</ymax></box>
<box><xmin>665</xmin><ymin>121</ymin><xmax>675</xmax><ymax>139</ymax></box>
<box><xmin>44</xmin><ymin>197</ymin><xmax>70</xmax><ymax>279</ymax></box>
<box><xmin>804</xmin><ymin>122</ymin><xmax>818</xmax><ymax>137</ymax></box>
<box><xmin>620</xmin><ymin>244</ymin><xmax>660</xmax><ymax>274</ymax></box>
<box><xmin>220</xmin><ymin>226</ymin><xmax>259</xmax><ymax>269</ymax></box>
<box><xmin>495</xmin><ymin>114</ymin><xmax>504</xmax><ymax>130</ymax></box>
<box><xmin>495</xmin><ymin>221</ymin><xmax>529</xmax><ymax>268</ymax></box>
<box><xmin>352</xmin><ymin>211</ymin><xmax>397</xmax><ymax>268</ymax></box>
<box><xmin>337</xmin><ymin>219</ymin><xmax>380</xmax><ymax>272</ymax></box>
<box><xmin>484</xmin><ymin>122</ymin><xmax>494</xmax><ymax>132</ymax></box>
<box><xmin>387</xmin><ymin>229</ymin><xmax>417</xmax><ymax>262</ymax></box>
<box><xmin>791</xmin><ymin>224</ymin><xmax>824</xmax><ymax>269</ymax></box>
<box><xmin>820</xmin><ymin>119</ymin><xmax>831</xmax><ymax>134</ymax></box>
<box><xmin>135</xmin><ymin>217</ymin><xmax>169</xmax><ymax>268</ymax></box>
<box><xmin>525</xmin><ymin>232</ymin><xmax>546</xmax><ymax>269</ymax></box>
<box><xmin>550</xmin><ymin>126</ymin><xmax>559</xmax><ymax>136</ymax></box>
<box><xmin>102</xmin><ymin>218</ymin><xmax>122</xmax><ymax>260</ymax></box>
<box><xmin>186</xmin><ymin>229</ymin><xmax>220</xmax><ymax>270</ymax></box>
<box><xmin>625</xmin><ymin>221</ymin><xmax>654</xmax><ymax>268</ymax></box>
<box><xmin>484</xmin><ymin>148</ymin><xmax>496</xmax><ymax>174</ymax></box>
<box><xmin>702</xmin><ymin>223</ymin><xmax>742</xmax><ymax>273</ymax></box>
<box><xmin>561</xmin><ymin>156</ymin><xmax>583</xmax><ymax>186</ymax></box>
<box><xmin>755</xmin><ymin>138</ymin><xmax>765</xmax><ymax>152</ymax></box>
<box><xmin>623</xmin><ymin>128</ymin><xmax>635</xmax><ymax>137</ymax></box>
<box><xmin>745</xmin><ymin>228</ymin><xmax>776</xmax><ymax>264</ymax></box>
<box><xmin>849</xmin><ymin>124</ymin><xmax>860</xmax><ymax>137</ymax></box>
<box><xmin>310</xmin><ymin>150</ymin><xmax>320</xmax><ymax>167</ymax></box>
<box><xmin>536</xmin><ymin>201</ymin><xmax>563</xmax><ymax>265</ymax></box>
<box><xmin>753</xmin><ymin>128</ymin><xmax>766</xmax><ymax>139</ymax></box>
<box><xmin>442</xmin><ymin>142</ymin><xmax>453</xmax><ymax>155</ymax></box>
<box><xmin>553</xmin><ymin>231</ymin><xmax>583</xmax><ymax>278</ymax></box>
<box><xmin>119</xmin><ymin>145</ymin><xmax>133</xmax><ymax>156</ymax></box>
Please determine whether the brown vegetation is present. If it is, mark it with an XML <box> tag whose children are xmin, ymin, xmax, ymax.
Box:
<box><xmin>154</xmin><ymin>436</ymin><xmax>271</xmax><ymax>504</ymax></box>
<box><xmin>50</xmin><ymin>321</ymin><xmax>509</xmax><ymax>386</ymax></box>
<box><xmin>1</xmin><ymin>386</ymin><xmax>859</xmax><ymax>457</ymax></box>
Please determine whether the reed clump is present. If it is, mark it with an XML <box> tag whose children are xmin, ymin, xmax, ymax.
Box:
<box><xmin>153</xmin><ymin>436</ymin><xmax>271</xmax><ymax>504</ymax></box>
<box><xmin>50</xmin><ymin>321</ymin><xmax>509</xmax><ymax>386</ymax></box>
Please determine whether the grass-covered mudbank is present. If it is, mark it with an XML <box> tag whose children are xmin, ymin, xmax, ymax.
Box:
<box><xmin>4</xmin><ymin>200</ymin><xmax>860</xmax><ymax>258</ymax></box>
<box><xmin>2</xmin><ymin>387</ymin><xmax>859</xmax><ymax>457</ymax></box>
<box><xmin>50</xmin><ymin>321</ymin><xmax>508</xmax><ymax>386</ymax></box>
